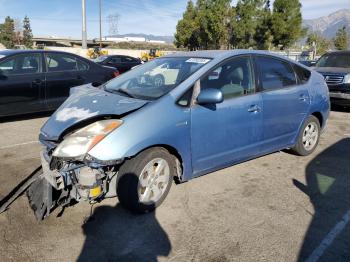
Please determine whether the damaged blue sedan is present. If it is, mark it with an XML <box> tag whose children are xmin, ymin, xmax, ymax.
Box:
<box><xmin>28</xmin><ymin>50</ymin><xmax>330</xmax><ymax>219</ymax></box>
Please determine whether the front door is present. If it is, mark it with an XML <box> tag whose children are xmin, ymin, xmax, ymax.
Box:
<box><xmin>0</xmin><ymin>53</ymin><xmax>45</xmax><ymax>116</ymax></box>
<box><xmin>191</xmin><ymin>56</ymin><xmax>263</xmax><ymax>175</ymax></box>
<box><xmin>254</xmin><ymin>55</ymin><xmax>310</xmax><ymax>152</ymax></box>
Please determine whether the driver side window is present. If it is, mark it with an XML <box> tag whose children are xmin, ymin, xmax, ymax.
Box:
<box><xmin>200</xmin><ymin>56</ymin><xmax>255</xmax><ymax>100</ymax></box>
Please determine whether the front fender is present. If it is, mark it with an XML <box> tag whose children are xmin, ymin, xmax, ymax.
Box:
<box><xmin>88</xmin><ymin>96</ymin><xmax>193</xmax><ymax>181</ymax></box>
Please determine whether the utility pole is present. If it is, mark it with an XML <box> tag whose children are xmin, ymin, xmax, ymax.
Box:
<box><xmin>99</xmin><ymin>0</ymin><xmax>102</xmax><ymax>48</ymax></box>
<box><xmin>82</xmin><ymin>0</ymin><xmax>87</xmax><ymax>49</ymax></box>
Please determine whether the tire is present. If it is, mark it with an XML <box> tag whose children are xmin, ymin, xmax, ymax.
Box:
<box><xmin>291</xmin><ymin>115</ymin><xmax>321</xmax><ymax>156</ymax></box>
<box><xmin>117</xmin><ymin>147</ymin><xmax>175</xmax><ymax>213</ymax></box>
<box><xmin>153</xmin><ymin>74</ymin><xmax>165</xmax><ymax>87</ymax></box>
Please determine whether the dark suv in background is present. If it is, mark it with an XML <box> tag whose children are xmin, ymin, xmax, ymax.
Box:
<box><xmin>0</xmin><ymin>50</ymin><xmax>119</xmax><ymax>117</ymax></box>
<box><xmin>314</xmin><ymin>51</ymin><xmax>350</xmax><ymax>107</ymax></box>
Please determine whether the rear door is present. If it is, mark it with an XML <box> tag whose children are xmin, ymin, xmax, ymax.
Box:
<box><xmin>0</xmin><ymin>53</ymin><xmax>45</xmax><ymax>116</ymax></box>
<box><xmin>44</xmin><ymin>52</ymin><xmax>86</xmax><ymax>109</ymax></box>
<box><xmin>191</xmin><ymin>55</ymin><xmax>263</xmax><ymax>175</ymax></box>
<box><xmin>254</xmin><ymin>55</ymin><xmax>310</xmax><ymax>153</ymax></box>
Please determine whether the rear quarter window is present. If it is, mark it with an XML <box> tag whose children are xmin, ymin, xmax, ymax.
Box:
<box><xmin>293</xmin><ymin>64</ymin><xmax>311</xmax><ymax>84</ymax></box>
<box><xmin>77</xmin><ymin>59</ymin><xmax>89</xmax><ymax>71</ymax></box>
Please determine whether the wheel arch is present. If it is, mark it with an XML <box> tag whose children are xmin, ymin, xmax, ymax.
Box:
<box><xmin>311</xmin><ymin>111</ymin><xmax>324</xmax><ymax>128</ymax></box>
<box><xmin>128</xmin><ymin>144</ymin><xmax>185</xmax><ymax>184</ymax></box>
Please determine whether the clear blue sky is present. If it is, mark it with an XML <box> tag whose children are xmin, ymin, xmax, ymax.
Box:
<box><xmin>0</xmin><ymin>0</ymin><xmax>348</xmax><ymax>39</ymax></box>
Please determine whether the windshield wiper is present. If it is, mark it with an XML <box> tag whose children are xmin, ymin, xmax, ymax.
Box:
<box><xmin>117</xmin><ymin>88</ymin><xmax>135</xmax><ymax>98</ymax></box>
<box><xmin>106</xmin><ymin>88</ymin><xmax>135</xmax><ymax>98</ymax></box>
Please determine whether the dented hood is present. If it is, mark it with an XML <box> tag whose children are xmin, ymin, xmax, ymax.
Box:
<box><xmin>40</xmin><ymin>84</ymin><xmax>148</xmax><ymax>141</ymax></box>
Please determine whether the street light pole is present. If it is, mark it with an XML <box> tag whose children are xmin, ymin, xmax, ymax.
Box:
<box><xmin>99</xmin><ymin>0</ymin><xmax>102</xmax><ymax>48</ymax></box>
<box><xmin>82</xmin><ymin>0</ymin><xmax>87</xmax><ymax>49</ymax></box>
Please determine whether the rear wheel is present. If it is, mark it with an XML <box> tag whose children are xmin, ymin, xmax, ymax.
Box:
<box><xmin>117</xmin><ymin>147</ymin><xmax>175</xmax><ymax>213</ymax></box>
<box><xmin>291</xmin><ymin>115</ymin><xmax>320</xmax><ymax>156</ymax></box>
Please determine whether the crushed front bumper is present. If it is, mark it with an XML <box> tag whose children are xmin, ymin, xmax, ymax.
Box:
<box><xmin>27</xmin><ymin>150</ymin><xmax>120</xmax><ymax>220</ymax></box>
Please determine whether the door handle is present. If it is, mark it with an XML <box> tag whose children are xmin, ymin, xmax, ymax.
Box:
<box><xmin>248</xmin><ymin>105</ymin><xmax>261</xmax><ymax>113</ymax></box>
<box><xmin>31</xmin><ymin>79</ymin><xmax>42</xmax><ymax>87</ymax></box>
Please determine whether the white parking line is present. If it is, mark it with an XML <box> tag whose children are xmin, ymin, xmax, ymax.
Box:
<box><xmin>305</xmin><ymin>208</ymin><xmax>350</xmax><ymax>262</ymax></box>
<box><xmin>0</xmin><ymin>141</ymin><xmax>38</xmax><ymax>150</ymax></box>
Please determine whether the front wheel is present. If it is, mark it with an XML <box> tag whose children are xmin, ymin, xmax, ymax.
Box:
<box><xmin>291</xmin><ymin>115</ymin><xmax>320</xmax><ymax>156</ymax></box>
<box><xmin>117</xmin><ymin>147</ymin><xmax>175</xmax><ymax>213</ymax></box>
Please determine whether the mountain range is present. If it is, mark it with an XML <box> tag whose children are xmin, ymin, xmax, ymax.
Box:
<box><xmin>303</xmin><ymin>9</ymin><xmax>350</xmax><ymax>38</ymax></box>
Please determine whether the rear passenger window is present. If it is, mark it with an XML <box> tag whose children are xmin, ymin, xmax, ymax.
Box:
<box><xmin>256</xmin><ymin>56</ymin><xmax>296</xmax><ymax>91</ymax></box>
<box><xmin>77</xmin><ymin>59</ymin><xmax>89</xmax><ymax>71</ymax></box>
<box><xmin>293</xmin><ymin>64</ymin><xmax>311</xmax><ymax>84</ymax></box>
<box><xmin>121</xmin><ymin>57</ymin><xmax>134</xmax><ymax>62</ymax></box>
<box><xmin>110</xmin><ymin>57</ymin><xmax>121</xmax><ymax>63</ymax></box>
<box><xmin>46</xmin><ymin>53</ymin><xmax>78</xmax><ymax>72</ymax></box>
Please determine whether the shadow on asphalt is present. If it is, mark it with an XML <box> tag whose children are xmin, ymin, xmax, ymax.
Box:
<box><xmin>78</xmin><ymin>171</ymin><xmax>171</xmax><ymax>261</ymax></box>
<box><xmin>331</xmin><ymin>104</ymin><xmax>350</xmax><ymax>113</ymax></box>
<box><xmin>77</xmin><ymin>204</ymin><xmax>171</xmax><ymax>262</ymax></box>
<box><xmin>0</xmin><ymin>111</ymin><xmax>53</xmax><ymax>123</ymax></box>
<box><xmin>293</xmin><ymin>138</ymin><xmax>350</xmax><ymax>261</ymax></box>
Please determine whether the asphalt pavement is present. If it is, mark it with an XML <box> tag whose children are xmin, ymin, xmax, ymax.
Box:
<box><xmin>0</xmin><ymin>109</ymin><xmax>349</xmax><ymax>262</ymax></box>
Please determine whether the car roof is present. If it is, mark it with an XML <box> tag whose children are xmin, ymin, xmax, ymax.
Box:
<box><xmin>164</xmin><ymin>49</ymin><xmax>294</xmax><ymax>61</ymax></box>
<box><xmin>0</xmin><ymin>49</ymin><xmax>80</xmax><ymax>56</ymax></box>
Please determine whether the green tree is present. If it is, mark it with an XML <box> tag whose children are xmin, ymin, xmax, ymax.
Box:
<box><xmin>254</xmin><ymin>0</ymin><xmax>273</xmax><ymax>50</ymax></box>
<box><xmin>0</xmin><ymin>16</ymin><xmax>15</xmax><ymax>48</ymax></box>
<box><xmin>175</xmin><ymin>0</ymin><xmax>232</xmax><ymax>50</ymax></box>
<box><xmin>307</xmin><ymin>32</ymin><xmax>331</xmax><ymax>56</ymax></box>
<box><xmin>174</xmin><ymin>0</ymin><xmax>200</xmax><ymax>50</ymax></box>
<box><xmin>22</xmin><ymin>15</ymin><xmax>33</xmax><ymax>48</ymax></box>
<box><xmin>333</xmin><ymin>26</ymin><xmax>349</xmax><ymax>50</ymax></box>
<box><xmin>196</xmin><ymin>0</ymin><xmax>231</xmax><ymax>49</ymax></box>
<box><xmin>230</xmin><ymin>0</ymin><xmax>268</xmax><ymax>49</ymax></box>
<box><xmin>271</xmin><ymin>0</ymin><xmax>306</xmax><ymax>49</ymax></box>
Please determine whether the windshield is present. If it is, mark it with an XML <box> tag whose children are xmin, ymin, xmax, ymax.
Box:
<box><xmin>104</xmin><ymin>57</ymin><xmax>211</xmax><ymax>100</ymax></box>
<box><xmin>316</xmin><ymin>53</ymin><xmax>350</xmax><ymax>68</ymax></box>
<box><xmin>93</xmin><ymin>56</ymin><xmax>108</xmax><ymax>63</ymax></box>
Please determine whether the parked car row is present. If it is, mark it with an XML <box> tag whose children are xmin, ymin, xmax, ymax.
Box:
<box><xmin>0</xmin><ymin>50</ymin><xmax>120</xmax><ymax>117</ymax></box>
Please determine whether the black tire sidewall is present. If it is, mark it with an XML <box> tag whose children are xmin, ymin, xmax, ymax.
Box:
<box><xmin>117</xmin><ymin>147</ymin><xmax>175</xmax><ymax>213</ymax></box>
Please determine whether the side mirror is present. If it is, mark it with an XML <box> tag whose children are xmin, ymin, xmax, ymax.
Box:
<box><xmin>197</xmin><ymin>88</ymin><xmax>223</xmax><ymax>105</ymax></box>
<box><xmin>91</xmin><ymin>82</ymin><xmax>102</xmax><ymax>87</ymax></box>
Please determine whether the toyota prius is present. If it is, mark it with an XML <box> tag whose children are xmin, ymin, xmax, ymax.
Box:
<box><xmin>28</xmin><ymin>50</ymin><xmax>330</xmax><ymax>219</ymax></box>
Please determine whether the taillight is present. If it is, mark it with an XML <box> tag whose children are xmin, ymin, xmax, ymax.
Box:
<box><xmin>113</xmin><ymin>71</ymin><xmax>120</xmax><ymax>77</ymax></box>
